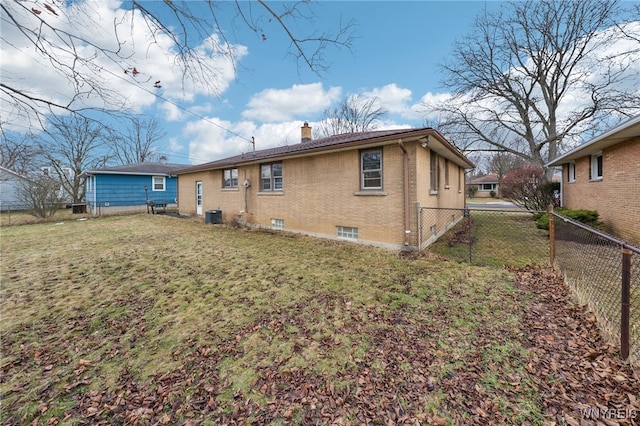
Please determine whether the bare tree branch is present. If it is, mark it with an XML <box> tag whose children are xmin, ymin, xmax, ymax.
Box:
<box><xmin>1</xmin><ymin>1</ymin><xmax>354</xmax><ymax>130</ymax></box>
<box><xmin>110</xmin><ymin>116</ymin><xmax>167</xmax><ymax>165</ymax></box>
<box><xmin>36</xmin><ymin>116</ymin><xmax>111</xmax><ymax>203</ymax></box>
<box><xmin>427</xmin><ymin>0</ymin><xmax>640</xmax><ymax>175</ymax></box>
<box><xmin>318</xmin><ymin>93</ymin><xmax>388</xmax><ymax>137</ymax></box>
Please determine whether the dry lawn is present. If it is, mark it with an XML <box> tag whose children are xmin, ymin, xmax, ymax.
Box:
<box><xmin>0</xmin><ymin>214</ymin><xmax>636</xmax><ymax>425</ymax></box>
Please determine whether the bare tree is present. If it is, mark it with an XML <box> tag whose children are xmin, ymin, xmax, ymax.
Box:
<box><xmin>16</xmin><ymin>174</ymin><xmax>65</xmax><ymax>219</ymax></box>
<box><xmin>1</xmin><ymin>1</ymin><xmax>354</xmax><ymax>130</ymax></box>
<box><xmin>428</xmin><ymin>0</ymin><xmax>640</xmax><ymax>175</ymax></box>
<box><xmin>486</xmin><ymin>151</ymin><xmax>525</xmax><ymax>198</ymax></box>
<box><xmin>37</xmin><ymin>116</ymin><xmax>110</xmax><ymax>204</ymax></box>
<box><xmin>0</xmin><ymin>134</ymin><xmax>42</xmax><ymax>174</ymax></box>
<box><xmin>110</xmin><ymin>117</ymin><xmax>167</xmax><ymax>165</ymax></box>
<box><xmin>318</xmin><ymin>93</ymin><xmax>388</xmax><ymax>137</ymax></box>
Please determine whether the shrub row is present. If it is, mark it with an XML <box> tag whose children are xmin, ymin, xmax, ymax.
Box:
<box><xmin>535</xmin><ymin>209</ymin><xmax>604</xmax><ymax>230</ymax></box>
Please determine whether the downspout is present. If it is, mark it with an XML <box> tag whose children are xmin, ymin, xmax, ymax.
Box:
<box><xmin>175</xmin><ymin>174</ymin><xmax>179</xmax><ymax>215</ymax></box>
<box><xmin>397</xmin><ymin>139</ymin><xmax>411</xmax><ymax>247</ymax></box>
<box><xmin>92</xmin><ymin>175</ymin><xmax>97</xmax><ymax>215</ymax></box>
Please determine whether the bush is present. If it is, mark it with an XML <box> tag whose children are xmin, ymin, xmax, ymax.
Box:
<box><xmin>501</xmin><ymin>164</ymin><xmax>556</xmax><ymax>211</ymax></box>
<box><xmin>535</xmin><ymin>209</ymin><xmax>604</xmax><ymax>230</ymax></box>
<box><xmin>17</xmin><ymin>175</ymin><xmax>65</xmax><ymax>219</ymax></box>
<box><xmin>489</xmin><ymin>190</ymin><xmax>496</xmax><ymax>198</ymax></box>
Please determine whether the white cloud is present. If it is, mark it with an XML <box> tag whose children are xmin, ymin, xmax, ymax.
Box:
<box><xmin>158</xmin><ymin>102</ymin><xmax>184</xmax><ymax>122</ymax></box>
<box><xmin>358</xmin><ymin>83</ymin><xmax>431</xmax><ymax>122</ymax></box>
<box><xmin>184</xmin><ymin>118</ymin><xmax>257</xmax><ymax>164</ymax></box>
<box><xmin>1</xmin><ymin>0</ymin><xmax>246</xmax><ymax>131</ymax></box>
<box><xmin>184</xmin><ymin>118</ymin><xmax>329</xmax><ymax>164</ymax></box>
<box><xmin>364</xmin><ymin>84</ymin><xmax>412</xmax><ymax>114</ymax></box>
<box><xmin>242</xmin><ymin>83</ymin><xmax>342</xmax><ymax>122</ymax></box>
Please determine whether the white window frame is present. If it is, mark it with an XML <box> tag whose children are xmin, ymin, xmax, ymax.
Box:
<box><xmin>152</xmin><ymin>176</ymin><xmax>166</xmax><ymax>191</ymax></box>
<box><xmin>360</xmin><ymin>149</ymin><xmax>383</xmax><ymax>190</ymax></box>
<box><xmin>480</xmin><ymin>183</ymin><xmax>497</xmax><ymax>191</ymax></box>
<box><xmin>567</xmin><ymin>162</ymin><xmax>576</xmax><ymax>183</ymax></box>
<box><xmin>590</xmin><ymin>153</ymin><xmax>603</xmax><ymax>181</ymax></box>
<box><xmin>61</xmin><ymin>167</ymin><xmax>73</xmax><ymax>179</ymax></box>
<box><xmin>271</xmin><ymin>218</ymin><xmax>284</xmax><ymax>229</ymax></box>
<box><xmin>337</xmin><ymin>226</ymin><xmax>358</xmax><ymax>240</ymax></box>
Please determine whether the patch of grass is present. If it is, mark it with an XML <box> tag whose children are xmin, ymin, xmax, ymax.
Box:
<box><xmin>1</xmin><ymin>214</ymin><xmax>547</xmax><ymax>423</ymax></box>
<box><xmin>430</xmin><ymin>210</ymin><xmax>549</xmax><ymax>267</ymax></box>
<box><xmin>0</xmin><ymin>208</ymin><xmax>91</xmax><ymax>226</ymax></box>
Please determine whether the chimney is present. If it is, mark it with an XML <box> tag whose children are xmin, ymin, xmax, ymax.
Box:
<box><xmin>301</xmin><ymin>121</ymin><xmax>312</xmax><ymax>143</ymax></box>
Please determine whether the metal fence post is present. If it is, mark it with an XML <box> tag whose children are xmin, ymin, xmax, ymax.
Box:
<box><xmin>466</xmin><ymin>209</ymin><xmax>472</xmax><ymax>263</ymax></box>
<box><xmin>417</xmin><ymin>203</ymin><xmax>422</xmax><ymax>250</ymax></box>
<box><xmin>549</xmin><ymin>205</ymin><xmax>555</xmax><ymax>267</ymax></box>
<box><xmin>621</xmin><ymin>247</ymin><xmax>631</xmax><ymax>360</ymax></box>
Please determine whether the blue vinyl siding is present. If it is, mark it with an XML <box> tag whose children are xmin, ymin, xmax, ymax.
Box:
<box><xmin>86</xmin><ymin>174</ymin><xmax>177</xmax><ymax>208</ymax></box>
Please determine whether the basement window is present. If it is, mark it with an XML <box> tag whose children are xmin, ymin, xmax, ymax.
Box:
<box><xmin>337</xmin><ymin>226</ymin><xmax>358</xmax><ymax>240</ymax></box>
<box><xmin>271</xmin><ymin>218</ymin><xmax>284</xmax><ymax>229</ymax></box>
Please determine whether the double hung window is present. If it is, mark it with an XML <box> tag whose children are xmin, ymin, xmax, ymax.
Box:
<box><xmin>261</xmin><ymin>162</ymin><xmax>283</xmax><ymax>191</ymax></box>
<box><xmin>567</xmin><ymin>163</ymin><xmax>576</xmax><ymax>182</ymax></box>
<box><xmin>430</xmin><ymin>150</ymin><xmax>440</xmax><ymax>193</ymax></box>
<box><xmin>590</xmin><ymin>154</ymin><xmax>602</xmax><ymax>180</ymax></box>
<box><xmin>152</xmin><ymin>176</ymin><xmax>165</xmax><ymax>191</ymax></box>
<box><xmin>223</xmin><ymin>168</ymin><xmax>238</xmax><ymax>188</ymax></box>
<box><xmin>361</xmin><ymin>149</ymin><xmax>382</xmax><ymax>189</ymax></box>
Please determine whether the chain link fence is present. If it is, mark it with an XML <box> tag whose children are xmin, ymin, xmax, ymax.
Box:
<box><xmin>419</xmin><ymin>207</ymin><xmax>549</xmax><ymax>267</ymax></box>
<box><xmin>551</xmin><ymin>212</ymin><xmax>640</xmax><ymax>364</ymax></box>
<box><xmin>420</xmin><ymin>206</ymin><xmax>639</xmax><ymax>363</ymax></box>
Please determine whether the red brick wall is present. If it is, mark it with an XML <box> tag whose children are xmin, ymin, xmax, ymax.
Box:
<box><xmin>562</xmin><ymin>136</ymin><xmax>640</xmax><ymax>245</ymax></box>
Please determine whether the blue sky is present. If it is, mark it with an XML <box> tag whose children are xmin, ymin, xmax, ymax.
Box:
<box><xmin>155</xmin><ymin>1</ymin><xmax>500</xmax><ymax>165</ymax></box>
<box><xmin>3</xmin><ymin>1</ymin><xmax>637</xmax><ymax>167</ymax></box>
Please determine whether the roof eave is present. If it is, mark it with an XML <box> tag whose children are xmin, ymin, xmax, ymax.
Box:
<box><xmin>176</xmin><ymin>128</ymin><xmax>475</xmax><ymax>174</ymax></box>
<box><xmin>82</xmin><ymin>171</ymin><xmax>174</xmax><ymax>177</ymax></box>
<box><xmin>546</xmin><ymin>115</ymin><xmax>640</xmax><ymax>167</ymax></box>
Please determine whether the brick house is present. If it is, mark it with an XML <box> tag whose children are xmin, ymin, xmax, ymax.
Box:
<box><xmin>546</xmin><ymin>115</ymin><xmax>640</xmax><ymax>245</ymax></box>
<box><xmin>175</xmin><ymin>124</ymin><xmax>474</xmax><ymax>250</ymax></box>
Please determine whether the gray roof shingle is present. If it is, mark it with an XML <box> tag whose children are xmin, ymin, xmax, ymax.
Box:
<box><xmin>85</xmin><ymin>163</ymin><xmax>187</xmax><ymax>176</ymax></box>
<box><xmin>176</xmin><ymin>127</ymin><xmax>473</xmax><ymax>174</ymax></box>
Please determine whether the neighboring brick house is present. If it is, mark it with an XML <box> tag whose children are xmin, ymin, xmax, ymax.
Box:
<box><xmin>546</xmin><ymin>115</ymin><xmax>640</xmax><ymax>245</ymax></box>
<box><xmin>468</xmin><ymin>173</ymin><xmax>499</xmax><ymax>198</ymax></box>
<box><xmin>175</xmin><ymin>124</ymin><xmax>474</xmax><ymax>250</ymax></box>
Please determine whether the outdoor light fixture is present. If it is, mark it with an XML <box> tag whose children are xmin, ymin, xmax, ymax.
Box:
<box><xmin>418</xmin><ymin>136</ymin><xmax>429</xmax><ymax>148</ymax></box>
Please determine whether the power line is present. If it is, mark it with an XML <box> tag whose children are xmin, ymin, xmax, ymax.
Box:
<box><xmin>2</xmin><ymin>51</ymin><xmax>256</xmax><ymax>152</ymax></box>
<box><xmin>95</xmin><ymin>62</ymin><xmax>255</xmax><ymax>145</ymax></box>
